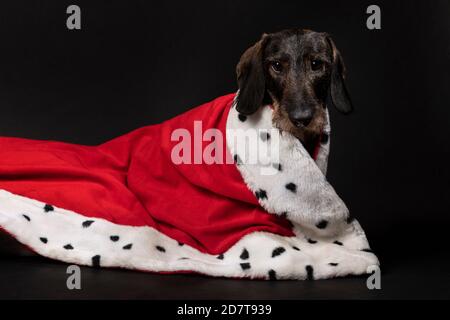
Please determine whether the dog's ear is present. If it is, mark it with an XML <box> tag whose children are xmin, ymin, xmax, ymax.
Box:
<box><xmin>235</xmin><ymin>34</ymin><xmax>268</xmax><ymax>115</ymax></box>
<box><xmin>326</xmin><ymin>35</ymin><xmax>353</xmax><ymax>114</ymax></box>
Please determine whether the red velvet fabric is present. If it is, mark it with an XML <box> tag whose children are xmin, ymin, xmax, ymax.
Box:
<box><xmin>0</xmin><ymin>93</ymin><xmax>294</xmax><ymax>254</ymax></box>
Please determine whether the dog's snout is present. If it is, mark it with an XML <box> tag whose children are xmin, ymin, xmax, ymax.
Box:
<box><xmin>288</xmin><ymin>108</ymin><xmax>314</xmax><ymax>127</ymax></box>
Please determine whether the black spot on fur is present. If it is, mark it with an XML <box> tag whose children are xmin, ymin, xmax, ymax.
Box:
<box><xmin>92</xmin><ymin>255</ymin><xmax>101</xmax><ymax>268</ymax></box>
<box><xmin>260</xmin><ymin>131</ymin><xmax>270</xmax><ymax>141</ymax></box>
<box><xmin>346</xmin><ymin>215</ymin><xmax>355</xmax><ymax>224</ymax></box>
<box><xmin>255</xmin><ymin>189</ymin><xmax>267</xmax><ymax>200</ymax></box>
<box><xmin>272</xmin><ymin>247</ymin><xmax>286</xmax><ymax>257</ymax></box>
<box><xmin>333</xmin><ymin>240</ymin><xmax>343</xmax><ymax>246</ymax></box>
<box><xmin>307</xmin><ymin>238</ymin><xmax>317</xmax><ymax>244</ymax></box>
<box><xmin>233</xmin><ymin>154</ymin><xmax>242</xmax><ymax>165</ymax></box>
<box><xmin>240</xmin><ymin>248</ymin><xmax>249</xmax><ymax>260</ymax></box>
<box><xmin>39</xmin><ymin>237</ymin><xmax>48</xmax><ymax>244</ymax></box>
<box><xmin>240</xmin><ymin>262</ymin><xmax>251</xmax><ymax>270</ymax></box>
<box><xmin>361</xmin><ymin>248</ymin><xmax>373</xmax><ymax>253</ymax></box>
<box><xmin>273</xmin><ymin>163</ymin><xmax>282</xmax><ymax>171</ymax></box>
<box><xmin>22</xmin><ymin>214</ymin><xmax>30</xmax><ymax>221</ymax></box>
<box><xmin>280</xmin><ymin>212</ymin><xmax>288</xmax><ymax>218</ymax></box>
<box><xmin>44</xmin><ymin>204</ymin><xmax>54</xmax><ymax>212</ymax></box>
<box><xmin>156</xmin><ymin>245</ymin><xmax>166</xmax><ymax>253</ymax></box>
<box><xmin>82</xmin><ymin>220</ymin><xmax>94</xmax><ymax>228</ymax></box>
<box><xmin>110</xmin><ymin>235</ymin><xmax>120</xmax><ymax>242</ymax></box>
<box><xmin>292</xmin><ymin>246</ymin><xmax>301</xmax><ymax>251</ymax></box>
<box><xmin>217</xmin><ymin>254</ymin><xmax>224</xmax><ymax>260</ymax></box>
<box><xmin>178</xmin><ymin>241</ymin><xmax>184</xmax><ymax>246</ymax></box>
<box><xmin>238</xmin><ymin>114</ymin><xmax>247</xmax><ymax>122</ymax></box>
<box><xmin>268</xmin><ymin>269</ymin><xmax>277</xmax><ymax>280</ymax></box>
<box><xmin>285</xmin><ymin>182</ymin><xmax>297</xmax><ymax>193</ymax></box>
<box><xmin>64</xmin><ymin>244</ymin><xmax>74</xmax><ymax>250</ymax></box>
<box><xmin>321</xmin><ymin>133</ymin><xmax>329</xmax><ymax>144</ymax></box>
<box><xmin>123</xmin><ymin>243</ymin><xmax>133</xmax><ymax>250</ymax></box>
<box><xmin>179</xmin><ymin>257</ymin><xmax>189</xmax><ymax>260</ymax></box>
<box><xmin>305</xmin><ymin>265</ymin><xmax>314</xmax><ymax>280</ymax></box>
<box><xmin>328</xmin><ymin>262</ymin><xmax>339</xmax><ymax>266</ymax></box>
<box><xmin>316</xmin><ymin>220</ymin><xmax>328</xmax><ymax>229</ymax></box>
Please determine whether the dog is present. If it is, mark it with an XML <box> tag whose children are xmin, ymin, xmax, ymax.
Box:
<box><xmin>236</xmin><ymin>28</ymin><xmax>353</xmax><ymax>155</ymax></box>
<box><xmin>0</xmin><ymin>28</ymin><xmax>353</xmax><ymax>257</ymax></box>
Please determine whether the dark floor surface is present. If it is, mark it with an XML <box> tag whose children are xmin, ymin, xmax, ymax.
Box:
<box><xmin>1</xmin><ymin>218</ymin><xmax>450</xmax><ymax>300</ymax></box>
<box><xmin>1</xmin><ymin>248</ymin><xmax>448</xmax><ymax>300</ymax></box>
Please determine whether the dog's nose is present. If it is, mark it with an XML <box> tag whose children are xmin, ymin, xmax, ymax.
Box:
<box><xmin>288</xmin><ymin>109</ymin><xmax>313</xmax><ymax>127</ymax></box>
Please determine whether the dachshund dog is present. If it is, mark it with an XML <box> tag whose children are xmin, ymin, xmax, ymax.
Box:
<box><xmin>0</xmin><ymin>28</ymin><xmax>355</xmax><ymax>260</ymax></box>
<box><xmin>236</xmin><ymin>28</ymin><xmax>353</xmax><ymax>155</ymax></box>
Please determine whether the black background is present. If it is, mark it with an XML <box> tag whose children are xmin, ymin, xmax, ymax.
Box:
<box><xmin>0</xmin><ymin>0</ymin><xmax>449</xmax><ymax>299</ymax></box>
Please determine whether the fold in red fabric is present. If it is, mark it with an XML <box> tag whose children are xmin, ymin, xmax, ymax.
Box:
<box><xmin>0</xmin><ymin>93</ymin><xmax>294</xmax><ymax>254</ymax></box>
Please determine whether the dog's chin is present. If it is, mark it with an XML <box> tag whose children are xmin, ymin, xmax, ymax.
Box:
<box><xmin>295</xmin><ymin>117</ymin><xmax>324</xmax><ymax>136</ymax></box>
<box><xmin>272</xmin><ymin>104</ymin><xmax>326</xmax><ymax>155</ymax></box>
<box><xmin>292</xmin><ymin>122</ymin><xmax>321</xmax><ymax>143</ymax></box>
<box><xmin>273</xmin><ymin>106</ymin><xmax>325</xmax><ymax>139</ymax></box>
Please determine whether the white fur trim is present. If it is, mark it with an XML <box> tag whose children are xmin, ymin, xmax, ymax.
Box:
<box><xmin>227</xmin><ymin>103</ymin><xmax>348</xmax><ymax>229</ymax></box>
<box><xmin>226</xmin><ymin>97</ymin><xmax>379</xmax><ymax>277</ymax></box>
<box><xmin>0</xmin><ymin>189</ymin><xmax>377</xmax><ymax>280</ymax></box>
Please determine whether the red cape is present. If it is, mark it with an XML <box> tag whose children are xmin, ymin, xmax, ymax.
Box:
<box><xmin>0</xmin><ymin>93</ymin><xmax>293</xmax><ymax>254</ymax></box>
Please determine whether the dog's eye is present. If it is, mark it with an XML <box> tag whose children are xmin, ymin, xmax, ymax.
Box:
<box><xmin>270</xmin><ymin>61</ymin><xmax>282</xmax><ymax>73</ymax></box>
<box><xmin>310</xmin><ymin>59</ymin><xmax>323</xmax><ymax>71</ymax></box>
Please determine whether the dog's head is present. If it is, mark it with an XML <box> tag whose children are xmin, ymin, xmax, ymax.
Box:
<box><xmin>236</xmin><ymin>28</ymin><xmax>353</xmax><ymax>145</ymax></box>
